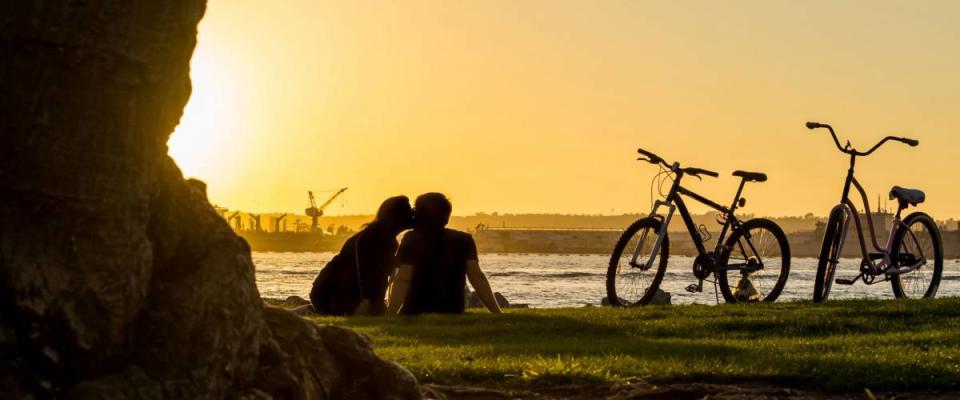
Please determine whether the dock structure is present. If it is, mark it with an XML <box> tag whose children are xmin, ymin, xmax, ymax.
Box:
<box><xmin>474</xmin><ymin>228</ymin><xmax>623</xmax><ymax>254</ymax></box>
<box><xmin>212</xmin><ymin>209</ymin><xmax>960</xmax><ymax>257</ymax></box>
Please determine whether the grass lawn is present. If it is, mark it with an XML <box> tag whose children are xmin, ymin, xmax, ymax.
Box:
<box><xmin>309</xmin><ymin>297</ymin><xmax>960</xmax><ymax>392</ymax></box>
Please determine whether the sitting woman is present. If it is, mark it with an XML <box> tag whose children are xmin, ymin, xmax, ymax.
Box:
<box><xmin>308</xmin><ymin>196</ymin><xmax>414</xmax><ymax>316</ymax></box>
<box><xmin>387</xmin><ymin>193</ymin><xmax>502</xmax><ymax>315</ymax></box>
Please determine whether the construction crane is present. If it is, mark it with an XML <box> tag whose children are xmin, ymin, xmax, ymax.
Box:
<box><xmin>249</xmin><ymin>213</ymin><xmax>263</xmax><ymax>232</ymax></box>
<box><xmin>226</xmin><ymin>211</ymin><xmax>242</xmax><ymax>231</ymax></box>
<box><xmin>273</xmin><ymin>213</ymin><xmax>288</xmax><ymax>233</ymax></box>
<box><xmin>306</xmin><ymin>187</ymin><xmax>348</xmax><ymax>233</ymax></box>
<box><xmin>213</xmin><ymin>205</ymin><xmax>228</xmax><ymax>219</ymax></box>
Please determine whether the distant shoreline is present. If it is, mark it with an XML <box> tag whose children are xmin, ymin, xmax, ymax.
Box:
<box><xmin>241</xmin><ymin>228</ymin><xmax>960</xmax><ymax>259</ymax></box>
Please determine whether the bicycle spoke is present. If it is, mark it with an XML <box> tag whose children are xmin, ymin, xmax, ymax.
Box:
<box><xmin>726</xmin><ymin>225</ymin><xmax>784</xmax><ymax>302</ymax></box>
<box><xmin>897</xmin><ymin>221</ymin><xmax>935</xmax><ymax>298</ymax></box>
<box><xmin>612</xmin><ymin>227</ymin><xmax>664</xmax><ymax>305</ymax></box>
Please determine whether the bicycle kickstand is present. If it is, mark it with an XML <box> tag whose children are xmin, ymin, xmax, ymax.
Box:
<box><xmin>713</xmin><ymin>279</ymin><xmax>720</xmax><ymax>304</ymax></box>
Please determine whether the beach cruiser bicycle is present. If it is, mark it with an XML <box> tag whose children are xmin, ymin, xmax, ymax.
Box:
<box><xmin>806</xmin><ymin>122</ymin><xmax>942</xmax><ymax>302</ymax></box>
<box><xmin>606</xmin><ymin>148</ymin><xmax>791</xmax><ymax>306</ymax></box>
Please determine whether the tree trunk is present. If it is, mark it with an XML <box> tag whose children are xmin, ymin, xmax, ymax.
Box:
<box><xmin>0</xmin><ymin>2</ymin><xmax>419</xmax><ymax>398</ymax></box>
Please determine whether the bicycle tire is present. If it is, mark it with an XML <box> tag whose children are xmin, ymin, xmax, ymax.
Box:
<box><xmin>606</xmin><ymin>217</ymin><xmax>669</xmax><ymax>306</ymax></box>
<box><xmin>890</xmin><ymin>212</ymin><xmax>943</xmax><ymax>299</ymax></box>
<box><xmin>717</xmin><ymin>218</ymin><xmax>791</xmax><ymax>303</ymax></box>
<box><xmin>813</xmin><ymin>207</ymin><xmax>845</xmax><ymax>303</ymax></box>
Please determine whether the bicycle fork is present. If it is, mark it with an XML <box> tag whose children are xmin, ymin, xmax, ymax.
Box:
<box><xmin>831</xmin><ymin>204</ymin><xmax>858</xmax><ymax>285</ymax></box>
<box><xmin>630</xmin><ymin>200</ymin><xmax>676</xmax><ymax>270</ymax></box>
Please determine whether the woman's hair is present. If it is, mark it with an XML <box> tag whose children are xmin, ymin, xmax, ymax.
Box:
<box><xmin>369</xmin><ymin>195</ymin><xmax>414</xmax><ymax>232</ymax></box>
<box><xmin>414</xmin><ymin>192</ymin><xmax>452</xmax><ymax>230</ymax></box>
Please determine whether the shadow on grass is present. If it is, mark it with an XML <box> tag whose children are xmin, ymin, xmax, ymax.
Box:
<box><xmin>345</xmin><ymin>311</ymin><xmax>740</xmax><ymax>360</ymax></box>
<box><xmin>309</xmin><ymin>297</ymin><xmax>960</xmax><ymax>390</ymax></box>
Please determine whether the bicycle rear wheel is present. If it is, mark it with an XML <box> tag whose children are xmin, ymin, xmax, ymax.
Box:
<box><xmin>890</xmin><ymin>212</ymin><xmax>943</xmax><ymax>299</ymax></box>
<box><xmin>813</xmin><ymin>207</ymin><xmax>846</xmax><ymax>303</ymax></box>
<box><xmin>606</xmin><ymin>218</ymin><xmax>669</xmax><ymax>306</ymax></box>
<box><xmin>717</xmin><ymin>218</ymin><xmax>790</xmax><ymax>303</ymax></box>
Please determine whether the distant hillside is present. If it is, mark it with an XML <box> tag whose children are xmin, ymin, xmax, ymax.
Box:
<box><xmin>218</xmin><ymin>209</ymin><xmax>960</xmax><ymax>235</ymax></box>
<box><xmin>447</xmin><ymin>212</ymin><xmax>825</xmax><ymax>233</ymax></box>
<box><xmin>220</xmin><ymin>211</ymin><xmax>823</xmax><ymax>234</ymax></box>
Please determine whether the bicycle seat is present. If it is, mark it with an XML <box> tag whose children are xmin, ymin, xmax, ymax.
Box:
<box><xmin>890</xmin><ymin>186</ymin><xmax>925</xmax><ymax>206</ymax></box>
<box><xmin>732</xmin><ymin>170</ymin><xmax>767</xmax><ymax>183</ymax></box>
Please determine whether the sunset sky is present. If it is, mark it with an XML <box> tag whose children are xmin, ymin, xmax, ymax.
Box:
<box><xmin>168</xmin><ymin>0</ymin><xmax>960</xmax><ymax>218</ymax></box>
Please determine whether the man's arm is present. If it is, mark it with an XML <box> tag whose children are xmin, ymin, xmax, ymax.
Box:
<box><xmin>466</xmin><ymin>260</ymin><xmax>502</xmax><ymax>314</ymax></box>
<box><xmin>385</xmin><ymin>267</ymin><xmax>398</xmax><ymax>302</ymax></box>
<box><xmin>386</xmin><ymin>264</ymin><xmax>413</xmax><ymax>315</ymax></box>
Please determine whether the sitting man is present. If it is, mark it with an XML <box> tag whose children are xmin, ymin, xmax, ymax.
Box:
<box><xmin>387</xmin><ymin>193</ymin><xmax>502</xmax><ymax>315</ymax></box>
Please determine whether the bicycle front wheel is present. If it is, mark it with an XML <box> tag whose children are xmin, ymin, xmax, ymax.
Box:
<box><xmin>606</xmin><ymin>217</ymin><xmax>669</xmax><ymax>306</ymax></box>
<box><xmin>813</xmin><ymin>207</ymin><xmax>846</xmax><ymax>303</ymax></box>
<box><xmin>890</xmin><ymin>212</ymin><xmax>943</xmax><ymax>299</ymax></box>
<box><xmin>717</xmin><ymin>218</ymin><xmax>790</xmax><ymax>303</ymax></box>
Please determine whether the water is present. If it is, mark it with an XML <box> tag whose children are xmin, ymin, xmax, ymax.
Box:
<box><xmin>254</xmin><ymin>252</ymin><xmax>960</xmax><ymax>308</ymax></box>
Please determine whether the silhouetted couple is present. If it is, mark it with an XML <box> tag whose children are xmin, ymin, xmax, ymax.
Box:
<box><xmin>309</xmin><ymin>193</ymin><xmax>502</xmax><ymax>316</ymax></box>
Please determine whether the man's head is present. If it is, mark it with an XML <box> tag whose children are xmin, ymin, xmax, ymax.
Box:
<box><xmin>375</xmin><ymin>195</ymin><xmax>414</xmax><ymax>232</ymax></box>
<box><xmin>414</xmin><ymin>192</ymin><xmax>452</xmax><ymax>230</ymax></box>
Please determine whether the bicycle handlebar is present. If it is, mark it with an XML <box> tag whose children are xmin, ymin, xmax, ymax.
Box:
<box><xmin>805</xmin><ymin>121</ymin><xmax>845</xmax><ymax>153</ymax></box>
<box><xmin>683</xmin><ymin>167</ymin><xmax>719</xmax><ymax>178</ymax></box>
<box><xmin>862</xmin><ymin>136</ymin><xmax>919</xmax><ymax>155</ymax></box>
<box><xmin>636</xmin><ymin>148</ymin><xmax>663</xmax><ymax>165</ymax></box>
<box><xmin>896</xmin><ymin>137</ymin><xmax>919</xmax><ymax>147</ymax></box>
<box><xmin>805</xmin><ymin>121</ymin><xmax>918</xmax><ymax>156</ymax></box>
<box><xmin>637</xmin><ymin>147</ymin><xmax>717</xmax><ymax>178</ymax></box>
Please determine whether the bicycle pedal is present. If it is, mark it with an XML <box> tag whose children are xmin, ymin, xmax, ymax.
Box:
<box><xmin>834</xmin><ymin>278</ymin><xmax>856</xmax><ymax>285</ymax></box>
<box><xmin>685</xmin><ymin>284</ymin><xmax>701</xmax><ymax>293</ymax></box>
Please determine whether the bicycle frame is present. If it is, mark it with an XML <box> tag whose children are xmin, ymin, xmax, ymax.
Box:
<box><xmin>630</xmin><ymin>166</ymin><xmax>750</xmax><ymax>272</ymax></box>
<box><xmin>831</xmin><ymin>154</ymin><xmax>916</xmax><ymax>275</ymax></box>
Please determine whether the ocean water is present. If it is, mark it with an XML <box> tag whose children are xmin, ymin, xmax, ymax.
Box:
<box><xmin>254</xmin><ymin>252</ymin><xmax>960</xmax><ymax>308</ymax></box>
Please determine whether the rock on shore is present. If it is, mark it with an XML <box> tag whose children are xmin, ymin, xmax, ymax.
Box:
<box><xmin>0</xmin><ymin>2</ymin><xmax>419</xmax><ymax>398</ymax></box>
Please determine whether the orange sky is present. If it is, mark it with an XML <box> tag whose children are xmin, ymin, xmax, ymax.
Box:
<box><xmin>168</xmin><ymin>0</ymin><xmax>960</xmax><ymax>217</ymax></box>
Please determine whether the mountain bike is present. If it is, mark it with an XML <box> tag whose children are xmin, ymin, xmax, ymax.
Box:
<box><xmin>606</xmin><ymin>148</ymin><xmax>790</xmax><ymax>306</ymax></box>
<box><xmin>805</xmin><ymin>122</ymin><xmax>942</xmax><ymax>302</ymax></box>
